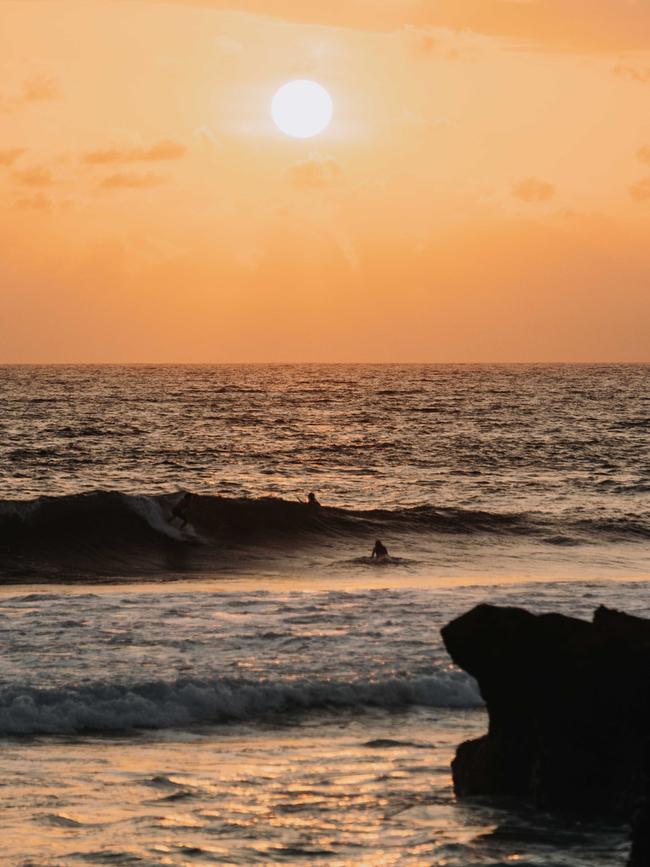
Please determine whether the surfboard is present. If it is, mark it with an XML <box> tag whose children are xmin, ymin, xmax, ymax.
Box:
<box><xmin>177</xmin><ymin>523</ymin><xmax>205</xmax><ymax>544</ymax></box>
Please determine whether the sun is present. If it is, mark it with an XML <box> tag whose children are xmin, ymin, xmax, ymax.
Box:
<box><xmin>271</xmin><ymin>80</ymin><xmax>333</xmax><ymax>139</ymax></box>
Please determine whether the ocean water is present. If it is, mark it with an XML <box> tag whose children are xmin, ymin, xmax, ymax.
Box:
<box><xmin>0</xmin><ymin>364</ymin><xmax>649</xmax><ymax>865</ymax></box>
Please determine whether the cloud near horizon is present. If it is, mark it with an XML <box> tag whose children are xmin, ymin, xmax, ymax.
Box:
<box><xmin>512</xmin><ymin>177</ymin><xmax>555</xmax><ymax>203</ymax></box>
<box><xmin>613</xmin><ymin>64</ymin><xmax>650</xmax><ymax>84</ymax></box>
<box><xmin>82</xmin><ymin>140</ymin><xmax>187</xmax><ymax>165</ymax></box>
<box><xmin>22</xmin><ymin>74</ymin><xmax>61</xmax><ymax>102</ymax></box>
<box><xmin>629</xmin><ymin>177</ymin><xmax>650</xmax><ymax>201</ymax></box>
<box><xmin>100</xmin><ymin>172</ymin><xmax>167</xmax><ymax>189</ymax></box>
<box><xmin>16</xmin><ymin>192</ymin><xmax>52</xmax><ymax>212</ymax></box>
<box><xmin>13</xmin><ymin>166</ymin><xmax>55</xmax><ymax>187</ymax></box>
<box><xmin>286</xmin><ymin>154</ymin><xmax>342</xmax><ymax>189</ymax></box>
<box><xmin>0</xmin><ymin>147</ymin><xmax>27</xmax><ymax>166</ymax></box>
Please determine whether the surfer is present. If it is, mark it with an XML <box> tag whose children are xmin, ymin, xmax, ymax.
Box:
<box><xmin>307</xmin><ymin>492</ymin><xmax>321</xmax><ymax>508</ymax></box>
<box><xmin>170</xmin><ymin>492</ymin><xmax>193</xmax><ymax>529</ymax></box>
<box><xmin>371</xmin><ymin>539</ymin><xmax>389</xmax><ymax>560</ymax></box>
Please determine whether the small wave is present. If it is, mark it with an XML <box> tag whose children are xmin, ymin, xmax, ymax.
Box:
<box><xmin>540</xmin><ymin>535</ymin><xmax>580</xmax><ymax>547</ymax></box>
<box><xmin>154</xmin><ymin>791</ymin><xmax>196</xmax><ymax>803</ymax></box>
<box><xmin>343</xmin><ymin>555</ymin><xmax>415</xmax><ymax>569</ymax></box>
<box><xmin>573</xmin><ymin>517</ymin><xmax>650</xmax><ymax>541</ymax></box>
<box><xmin>0</xmin><ymin>673</ymin><xmax>481</xmax><ymax>736</ymax></box>
<box><xmin>38</xmin><ymin>813</ymin><xmax>87</xmax><ymax>828</ymax></box>
<box><xmin>363</xmin><ymin>738</ymin><xmax>429</xmax><ymax>749</ymax></box>
<box><xmin>610</xmin><ymin>418</ymin><xmax>650</xmax><ymax>431</ymax></box>
<box><xmin>55</xmin><ymin>426</ymin><xmax>105</xmax><ymax>439</ymax></box>
<box><xmin>145</xmin><ymin>774</ymin><xmax>183</xmax><ymax>789</ymax></box>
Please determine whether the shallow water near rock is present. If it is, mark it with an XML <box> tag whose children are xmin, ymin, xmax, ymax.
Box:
<box><xmin>0</xmin><ymin>578</ymin><xmax>645</xmax><ymax>865</ymax></box>
<box><xmin>2</xmin><ymin>710</ymin><xmax>631</xmax><ymax>866</ymax></box>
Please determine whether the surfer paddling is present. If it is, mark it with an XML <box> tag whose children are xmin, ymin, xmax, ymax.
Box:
<box><xmin>371</xmin><ymin>539</ymin><xmax>389</xmax><ymax>560</ymax></box>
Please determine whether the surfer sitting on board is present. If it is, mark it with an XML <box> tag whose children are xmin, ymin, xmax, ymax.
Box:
<box><xmin>371</xmin><ymin>539</ymin><xmax>389</xmax><ymax>560</ymax></box>
<box><xmin>307</xmin><ymin>492</ymin><xmax>321</xmax><ymax>508</ymax></box>
<box><xmin>171</xmin><ymin>492</ymin><xmax>193</xmax><ymax>529</ymax></box>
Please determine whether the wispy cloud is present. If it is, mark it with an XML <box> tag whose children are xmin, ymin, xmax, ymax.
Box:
<box><xmin>22</xmin><ymin>74</ymin><xmax>61</xmax><ymax>102</ymax></box>
<box><xmin>286</xmin><ymin>153</ymin><xmax>342</xmax><ymax>189</ymax></box>
<box><xmin>402</xmin><ymin>25</ymin><xmax>480</xmax><ymax>61</ymax></box>
<box><xmin>16</xmin><ymin>192</ymin><xmax>52</xmax><ymax>212</ymax></box>
<box><xmin>13</xmin><ymin>166</ymin><xmax>55</xmax><ymax>187</ymax></box>
<box><xmin>613</xmin><ymin>64</ymin><xmax>650</xmax><ymax>84</ymax></box>
<box><xmin>100</xmin><ymin>172</ymin><xmax>166</xmax><ymax>189</ymax></box>
<box><xmin>147</xmin><ymin>1</ymin><xmax>650</xmax><ymax>52</ymax></box>
<box><xmin>0</xmin><ymin>147</ymin><xmax>27</xmax><ymax>167</ymax></box>
<box><xmin>512</xmin><ymin>177</ymin><xmax>555</xmax><ymax>203</ymax></box>
<box><xmin>83</xmin><ymin>140</ymin><xmax>187</xmax><ymax>165</ymax></box>
<box><xmin>214</xmin><ymin>34</ymin><xmax>243</xmax><ymax>55</ymax></box>
<box><xmin>629</xmin><ymin>177</ymin><xmax>650</xmax><ymax>202</ymax></box>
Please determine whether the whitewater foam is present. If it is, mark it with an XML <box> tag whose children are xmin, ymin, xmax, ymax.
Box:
<box><xmin>0</xmin><ymin>673</ymin><xmax>481</xmax><ymax>735</ymax></box>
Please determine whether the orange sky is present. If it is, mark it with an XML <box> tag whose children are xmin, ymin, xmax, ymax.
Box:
<box><xmin>1</xmin><ymin>0</ymin><xmax>649</xmax><ymax>362</ymax></box>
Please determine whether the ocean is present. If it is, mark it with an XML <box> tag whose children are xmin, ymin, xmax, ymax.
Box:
<box><xmin>0</xmin><ymin>364</ymin><xmax>648</xmax><ymax>865</ymax></box>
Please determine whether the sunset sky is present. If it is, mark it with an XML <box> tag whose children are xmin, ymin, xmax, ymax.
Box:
<box><xmin>1</xmin><ymin>0</ymin><xmax>649</xmax><ymax>362</ymax></box>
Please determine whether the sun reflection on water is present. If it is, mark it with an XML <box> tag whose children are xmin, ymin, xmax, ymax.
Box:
<box><xmin>0</xmin><ymin>711</ymin><xmax>630</xmax><ymax>866</ymax></box>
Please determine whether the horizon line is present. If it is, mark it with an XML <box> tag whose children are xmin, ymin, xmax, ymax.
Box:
<box><xmin>1</xmin><ymin>360</ymin><xmax>649</xmax><ymax>367</ymax></box>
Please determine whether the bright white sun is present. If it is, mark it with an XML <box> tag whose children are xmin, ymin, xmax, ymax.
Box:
<box><xmin>272</xmin><ymin>80</ymin><xmax>333</xmax><ymax>139</ymax></box>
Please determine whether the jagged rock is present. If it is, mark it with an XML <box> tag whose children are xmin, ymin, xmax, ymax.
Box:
<box><xmin>441</xmin><ymin>604</ymin><xmax>650</xmax><ymax>821</ymax></box>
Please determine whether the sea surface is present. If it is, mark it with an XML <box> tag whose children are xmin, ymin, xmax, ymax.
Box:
<box><xmin>0</xmin><ymin>364</ymin><xmax>649</xmax><ymax>865</ymax></box>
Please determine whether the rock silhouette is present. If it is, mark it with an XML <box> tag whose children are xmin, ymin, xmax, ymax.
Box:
<box><xmin>441</xmin><ymin>604</ymin><xmax>650</xmax><ymax>861</ymax></box>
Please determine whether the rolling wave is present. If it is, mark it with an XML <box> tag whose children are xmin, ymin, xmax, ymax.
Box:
<box><xmin>0</xmin><ymin>490</ymin><xmax>648</xmax><ymax>580</ymax></box>
<box><xmin>0</xmin><ymin>672</ymin><xmax>481</xmax><ymax>735</ymax></box>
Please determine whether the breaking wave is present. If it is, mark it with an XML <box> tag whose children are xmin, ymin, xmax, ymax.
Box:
<box><xmin>0</xmin><ymin>672</ymin><xmax>481</xmax><ymax>736</ymax></box>
<box><xmin>0</xmin><ymin>490</ymin><xmax>648</xmax><ymax>580</ymax></box>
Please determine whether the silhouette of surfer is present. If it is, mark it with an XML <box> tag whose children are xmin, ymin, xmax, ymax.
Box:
<box><xmin>171</xmin><ymin>492</ymin><xmax>193</xmax><ymax>529</ymax></box>
<box><xmin>371</xmin><ymin>539</ymin><xmax>389</xmax><ymax>560</ymax></box>
<box><xmin>307</xmin><ymin>492</ymin><xmax>321</xmax><ymax>508</ymax></box>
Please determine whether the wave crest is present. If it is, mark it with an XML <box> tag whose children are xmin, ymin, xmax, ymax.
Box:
<box><xmin>1</xmin><ymin>490</ymin><xmax>647</xmax><ymax>579</ymax></box>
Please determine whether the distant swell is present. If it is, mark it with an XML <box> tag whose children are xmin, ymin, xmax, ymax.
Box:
<box><xmin>0</xmin><ymin>673</ymin><xmax>481</xmax><ymax>736</ymax></box>
<box><xmin>0</xmin><ymin>490</ymin><xmax>648</xmax><ymax>580</ymax></box>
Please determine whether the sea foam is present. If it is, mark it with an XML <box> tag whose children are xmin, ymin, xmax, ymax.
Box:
<box><xmin>0</xmin><ymin>673</ymin><xmax>481</xmax><ymax>736</ymax></box>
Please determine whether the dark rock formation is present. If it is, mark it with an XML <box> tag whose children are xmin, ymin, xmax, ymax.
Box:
<box><xmin>441</xmin><ymin>604</ymin><xmax>650</xmax><ymax>831</ymax></box>
<box><xmin>630</xmin><ymin>795</ymin><xmax>650</xmax><ymax>866</ymax></box>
